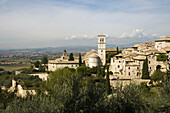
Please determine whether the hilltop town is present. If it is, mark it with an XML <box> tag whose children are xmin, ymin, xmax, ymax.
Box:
<box><xmin>48</xmin><ymin>34</ymin><xmax>170</xmax><ymax>79</ymax></box>
<box><xmin>0</xmin><ymin>34</ymin><xmax>170</xmax><ymax>112</ymax></box>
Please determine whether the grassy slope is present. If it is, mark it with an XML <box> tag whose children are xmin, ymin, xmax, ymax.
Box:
<box><xmin>0</xmin><ymin>64</ymin><xmax>31</xmax><ymax>71</ymax></box>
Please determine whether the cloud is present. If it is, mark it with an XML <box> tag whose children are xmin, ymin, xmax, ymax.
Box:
<box><xmin>119</xmin><ymin>29</ymin><xmax>165</xmax><ymax>39</ymax></box>
<box><xmin>65</xmin><ymin>34</ymin><xmax>95</xmax><ymax>40</ymax></box>
<box><xmin>0</xmin><ymin>0</ymin><xmax>170</xmax><ymax>49</ymax></box>
<box><xmin>119</xmin><ymin>29</ymin><xmax>147</xmax><ymax>38</ymax></box>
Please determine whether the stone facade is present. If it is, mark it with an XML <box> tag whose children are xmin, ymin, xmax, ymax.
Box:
<box><xmin>110</xmin><ymin>37</ymin><xmax>170</xmax><ymax>78</ymax></box>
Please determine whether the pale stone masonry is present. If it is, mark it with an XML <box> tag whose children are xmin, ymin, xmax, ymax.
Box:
<box><xmin>110</xmin><ymin>37</ymin><xmax>170</xmax><ymax>78</ymax></box>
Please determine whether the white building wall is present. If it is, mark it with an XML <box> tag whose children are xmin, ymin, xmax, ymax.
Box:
<box><xmin>155</xmin><ymin>41</ymin><xmax>170</xmax><ymax>51</ymax></box>
<box><xmin>98</xmin><ymin>35</ymin><xmax>106</xmax><ymax>65</ymax></box>
<box><xmin>48</xmin><ymin>63</ymin><xmax>79</xmax><ymax>71</ymax></box>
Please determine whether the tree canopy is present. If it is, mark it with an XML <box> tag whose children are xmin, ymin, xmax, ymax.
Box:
<box><xmin>41</xmin><ymin>56</ymin><xmax>48</xmax><ymax>64</ymax></box>
<box><xmin>68</xmin><ymin>53</ymin><xmax>74</xmax><ymax>61</ymax></box>
<box><xmin>142</xmin><ymin>57</ymin><xmax>149</xmax><ymax>79</ymax></box>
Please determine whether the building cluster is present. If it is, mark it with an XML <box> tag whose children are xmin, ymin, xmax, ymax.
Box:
<box><xmin>48</xmin><ymin>34</ymin><xmax>170</xmax><ymax>79</ymax></box>
<box><xmin>48</xmin><ymin>34</ymin><xmax>108</xmax><ymax>71</ymax></box>
<box><xmin>110</xmin><ymin>37</ymin><xmax>170</xmax><ymax>78</ymax></box>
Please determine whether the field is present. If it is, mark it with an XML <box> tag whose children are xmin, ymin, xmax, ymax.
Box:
<box><xmin>0</xmin><ymin>64</ymin><xmax>31</xmax><ymax>71</ymax></box>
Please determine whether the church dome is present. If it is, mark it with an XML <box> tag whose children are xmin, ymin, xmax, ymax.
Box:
<box><xmin>89</xmin><ymin>53</ymin><xmax>100</xmax><ymax>58</ymax></box>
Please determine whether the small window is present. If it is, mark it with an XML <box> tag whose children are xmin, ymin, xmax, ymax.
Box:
<box><xmin>137</xmin><ymin>67</ymin><xmax>139</xmax><ymax>69</ymax></box>
<box><xmin>119</xmin><ymin>61</ymin><xmax>121</xmax><ymax>63</ymax></box>
<box><xmin>118</xmin><ymin>65</ymin><xmax>120</xmax><ymax>68</ymax></box>
<box><xmin>150</xmin><ymin>67</ymin><xmax>151</xmax><ymax>70</ymax></box>
<box><xmin>128</xmin><ymin>67</ymin><xmax>130</xmax><ymax>69</ymax></box>
<box><xmin>149</xmin><ymin>61</ymin><xmax>150</xmax><ymax>64</ymax></box>
<box><xmin>152</xmin><ymin>56</ymin><xmax>155</xmax><ymax>58</ymax></box>
<box><xmin>128</xmin><ymin>72</ymin><xmax>130</xmax><ymax>76</ymax></box>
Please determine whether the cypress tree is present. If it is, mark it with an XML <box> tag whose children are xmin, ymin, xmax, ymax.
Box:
<box><xmin>97</xmin><ymin>65</ymin><xmax>101</xmax><ymax>77</ymax></box>
<box><xmin>68</xmin><ymin>53</ymin><xmax>74</xmax><ymax>61</ymax></box>
<box><xmin>142</xmin><ymin>57</ymin><xmax>149</xmax><ymax>79</ymax></box>
<box><xmin>101</xmin><ymin>66</ymin><xmax>105</xmax><ymax>77</ymax></box>
<box><xmin>106</xmin><ymin>65</ymin><xmax>111</xmax><ymax>95</ymax></box>
<box><xmin>116</xmin><ymin>46</ymin><xmax>119</xmax><ymax>54</ymax></box>
<box><xmin>79</xmin><ymin>53</ymin><xmax>82</xmax><ymax>66</ymax></box>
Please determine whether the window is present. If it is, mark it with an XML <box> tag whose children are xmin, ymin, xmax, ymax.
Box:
<box><xmin>152</xmin><ymin>56</ymin><xmax>155</xmax><ymax>58</ymax></box>
<box><xmin>150</xmin><ymin>67</ymin><xmax>151</xmax><ymax>70</ymax></box>
<box><xmin>149</xmin><ymin>61</ymin><xmax>150</xmax><ymax>64</ymax></box>
<box><xmin>128</xmin><ymin>67</ymin><xmax>130</xmax><ymax>69</ymax></box>
<box><xmin>129</xmin><ymin>72</ymin><xmax>130</xmax><ymax>76</ymax></box>
<box><xmin>119</xmin><ymin>61</ymin><xmax>121</xmax><ymax>63</ymax></box>
<box><xmin>137</xmin><ymin>67</ymin><xmax>139</xmax><ymax>69</ymax></box>
<box><xmin>71</xmin><ymin>65</ymin><xmax>73</xmax><ymax>67</ymax></box>
<box><xmin>118</xmin><ymin>65</ymin><xmax>120</xmax><ymax>68</ymax></box>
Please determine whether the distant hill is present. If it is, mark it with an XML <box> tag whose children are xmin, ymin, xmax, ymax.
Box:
<box><xmin>1</xmin><ymin>42</ymin><xmax>140</xmax><ymax>52</ymax></box>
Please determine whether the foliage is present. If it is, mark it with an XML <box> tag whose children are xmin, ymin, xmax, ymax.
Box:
<box><xmin>157</xmin><ymin>54</ymin><xmax>168</xmax><ymax>61</ymax></box>
<box><xmin>106</xmin><ymin>52</ymin><xmax>117</xmax><ymax>63</ymax></box>
<box><xmin>1</xmin><ymin>67</ymin><xmax>170</xmax><ymax>113</ymax></box>
<box><xmin>106</xmin><ymin>65</ymin><xmax>111</xmax><ymax>95</ymax></box>
<box><xmin>38</xmin><ymin>64</ymin><xmax>46</xmax><ymax>72</ymax></box>
<box><xmin>33</xmin><ymin>61</ymin><xmax>40</xmax><ymax>68</ymax></box>
<box><xmin>0</xmin><ymin>74</ymin><xmax>42</xmax><ymax>89</ymax></box>
<box><xmin>151</xmin><ymin>70</ymin><xmax>166</xmax><ymax>82</ymax></box>
<box><xmin>109</xmin><ymin>71</ymin><xmax>113</xmax><ymax>75</ymax></box>
<box><xmin>0</xmin><ymin>68</ymin><xmax>4</xmax><ymax>71</ymax></box>
<box><xmin>0</xmin><ymin>89</ymin><xmax>15</xmax><ymax>111</ymax></box>
<box><xmin>41</xmin><ymin>56</ymin><xmax>48</xmax><ymax>64</ymax></box>
<box><xmin>79</xmin><ymin>53</ymin><xmax>82</xmax><ymax>66</ymax></box>
<box><xmin>142</xmin><ymin>57</ymin><xmax>149</xmax><ymax>79</ymax></box>
<box><xmin>76</xmin><ymin>66</ymin><xmax>87</xmax><ymax>77</ymax></box>
<box><xmin>116</xmin><ymin>46</ymin><xmax>119</xmax><ymax>54</ymax></box>
<box><xmin>68</xmin><ymin>53</ymin><xmax>74</xmax><ymax>61</ymax></box>
<box><xmin>97</xmin><ymin>65</ymin><xmax>101</xmax><ymax>77</ymax></box>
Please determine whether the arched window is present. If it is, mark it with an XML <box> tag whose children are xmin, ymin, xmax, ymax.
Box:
<box><xmin>128</xmin><ymin>72</ymin><xmax>130</xmax><ymax>76</ymax></box>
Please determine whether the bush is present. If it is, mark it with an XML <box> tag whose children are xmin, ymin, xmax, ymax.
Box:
<box><xmin>0</xmin><ymin>68</ymin><xmax>4</xmax><ymax>71</ymax></box>
<box><xmin>151</xmin><ymin>70</ymin><xmax>166</xmax><ymax>82</ymax></box>
<box><xmin>157</xmin><ymin>54</ymin><xmax>168</xmax><ymax>61</ymax></box>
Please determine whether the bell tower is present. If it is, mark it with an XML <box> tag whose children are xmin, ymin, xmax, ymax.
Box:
<box><xmin>98</xmin><ymin>34</ymin><xmax>106</xmax><ymax>65</ymax></box>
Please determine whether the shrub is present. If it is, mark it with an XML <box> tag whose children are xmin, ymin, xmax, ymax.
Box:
<box><xmin>157</xmin><ymin>54</ymin><xmax>168</xmax><ymax>61</ymax></box>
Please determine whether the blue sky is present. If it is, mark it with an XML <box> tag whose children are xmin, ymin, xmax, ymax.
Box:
<box><xmin>0</xmin><ymin>0</ymin><xmax>170</xmax><ymax>49</ymax></box>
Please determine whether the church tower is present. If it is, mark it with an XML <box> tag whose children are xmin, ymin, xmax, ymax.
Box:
<box><xmin>98</xmin><ymin>34</ymin><xmax>106</xmax><ymax>65</ymax></box>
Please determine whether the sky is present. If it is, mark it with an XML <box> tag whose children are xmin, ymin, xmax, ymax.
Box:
<box><xmin>0</xmin><ymin>0</ymin><xmax>170</xmax><ymax>49</ymax></box>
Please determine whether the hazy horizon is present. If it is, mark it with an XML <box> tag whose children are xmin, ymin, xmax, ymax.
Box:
<box><xmin>0</xmin><ymin>0</ymin><xmax>170</xmax><ymax>49</ymax></box>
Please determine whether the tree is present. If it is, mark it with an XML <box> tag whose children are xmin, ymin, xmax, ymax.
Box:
<box><xmin>151</xmin><ymin>70</ymin><xmax>166</xmax><ymax>82</ymax></box>
<box><xmin>76</xmin><ymin>66</ymin><xmax>87</xmax><ymax>77</ymax></box>
<box><xmin>101</xmin><ymin>66</ymin><xmax>105</xmax><ymax>77</ymax></box>
<box><xmin>41</xmin><ymin>56</ymin><xmax>48</xmax><ymax>65</ymax></box>
<box><xmin>116</xmin><ymin>46</ymin><xmax>119</xmax><ymax>54</ymax></box>
<box><xmin>142</xmin><ymin>57</ymin><xmax>149</xmax><ymax>79</ymax></box>
<box><xmin>157</xmin><ymin>54</ymin><xmax>168</xmax><ymax>61</ymax></box>
<box><xmin>68</xmin><ymin>53</ymin><xmax>74</xmax><ymax>61</ymax></box>
<box><xmin>79</xmin><ymin>53</ymin><xmax>82</xmax><ymax>66</ymax></box>
<box><xmin>97</xmin><ymin>65</ymin><xmax>101</xmax><ymax>77</ymax></box>
<box><xmin>106</xmin><ymin>65</ymin><xmax>111</xmax><ymax>95</ymax></box>
<box><xmin>34</xmin><ymin>61</ymin><xmax>40</xmax><ymax>68</ymax></box>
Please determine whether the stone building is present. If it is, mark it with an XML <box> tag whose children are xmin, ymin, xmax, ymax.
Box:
<box><xmin>110</xmin><ymin>37</ymin><xmax>170</xmax><ymax>79</ymax></box>
<box><xmin>155</xmin><ymin>37</ymin><xmax>170</xmax><ymax>51</ymax></box>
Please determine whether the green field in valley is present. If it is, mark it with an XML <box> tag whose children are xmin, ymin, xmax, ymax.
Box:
<box><xmin>0</xmin><ymin>64</ymin><xmax>31</xmax><ymax>71</ymax></box>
